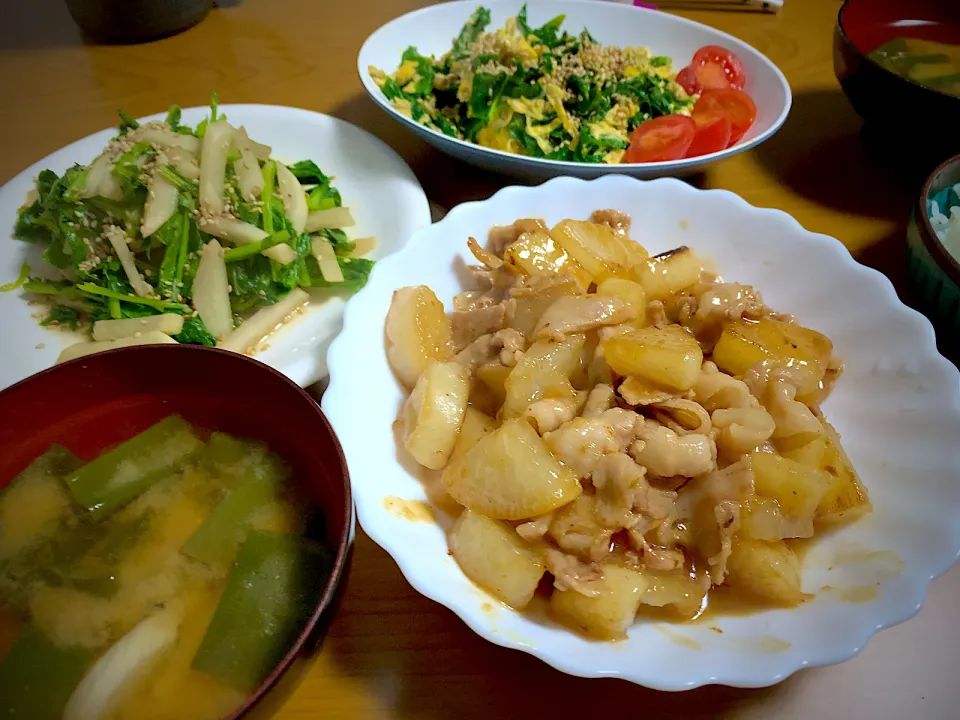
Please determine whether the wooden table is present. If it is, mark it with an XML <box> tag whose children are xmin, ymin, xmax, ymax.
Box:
<box><xmin>2</xmin><ymin>0</ymin><xmax>958</xmax><ymax>717</ymax></box>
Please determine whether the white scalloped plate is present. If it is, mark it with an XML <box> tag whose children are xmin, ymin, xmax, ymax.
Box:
<box><xmin>323</xmin><ymin>175</ymin><xmax>960</xmax><ymax>689</ymax></box>
<box><xmin>0</xmin><ymin>105</ymin><xmax>431</xmax><ymax>391</ymax></box>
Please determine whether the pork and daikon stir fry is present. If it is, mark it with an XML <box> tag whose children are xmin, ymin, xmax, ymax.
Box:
<box><xmin>0</xmin><ymin>418</ymin><xmax>330</xmax><ymax>719</ymax></box>
<box><xmin>387</xmin><ymin>212</ymin><xmax>870</xmax><ymax>639</ymax></box>
<box><xmin>4</xmin><ymin>96</ymin><xmax>374</xmax><ymax>363</ymax></box>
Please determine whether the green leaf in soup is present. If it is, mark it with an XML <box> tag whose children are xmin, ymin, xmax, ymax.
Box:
<box><xmin>452</xmin><ymin>6</ymin><xmax>492</xmax><ymax>59</ymax></box>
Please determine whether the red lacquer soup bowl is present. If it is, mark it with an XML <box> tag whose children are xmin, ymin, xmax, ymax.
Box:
<box><xmin>834</xmin><ymin>0</ymin><xmax>960</xmax><ymax>151</ymax></box>
<box><xmin>0</xmin><ymin>345</ymin><xmax>353</xmax><ymax>719</ymax></box>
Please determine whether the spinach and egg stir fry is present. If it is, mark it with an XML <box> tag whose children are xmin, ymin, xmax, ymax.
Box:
<box><xmin>369</xmin><ymin>5</ymin><xmax>695</xmax><ymax>163</ymax></box>
<box><xmin>5</xmin><ymin>96</ymin><xmax>373</xmax><ymax>356</ymax></box>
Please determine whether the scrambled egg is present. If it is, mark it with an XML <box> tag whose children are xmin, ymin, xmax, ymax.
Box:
<box><xmin>493</xmin><ymin>17</ymin><xmax>539</xmax><ymax>66</ymax></box>
<box><xmin>477</xmin><ymin>105</ymin><xmax>521</xmax><ymax>153</ymax></box>
<box><xmin>543</xmin><ymin>84</ymin><xmax>577</xmax><ymax>136</ymax></box>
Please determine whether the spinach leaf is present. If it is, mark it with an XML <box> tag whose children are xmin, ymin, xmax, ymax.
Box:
<box><xmin>305</xmin><ymin>256</ymin><xmax>374</xmax><ymax>292</ymax></box>
<box><xmin>468</xmin><ymin>72</ymin><xmax>509</xmax><ymax>127</ymax></box>
<box><xmin>400</xmin><ymin>47</ymin><xmax>435</xmax><ymax>96</ymax></box>
<box><xmin>40</xmin><ymin>306</ymin><xmax>80</xmax><ymax>330</ymax></box>
<box><xmin>117</xmin><ymin>110</ymin><xmax>140</xmax><ymax>135</ymax></box>
<box><xmin>286</xmin><ymin>161</ymin><xmax>328</xmax><ymax>186</ymax></box>
<box><xmin>452</xmin><ymin>7</ymin><xmax>491</xmax><ymax>59</ymax></box>
<box><xmin>164</xmin><ymin>105</ymin><xmax>193</xmax><ymax>134</ymax></box>
<box><xmin>174</xmin><ymin>316</ymin><xmax>216</xmax><ymax>347</ymax></box>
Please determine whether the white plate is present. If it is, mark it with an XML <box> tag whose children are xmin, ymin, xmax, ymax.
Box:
<box><xmin>358</xmin><ymin>0</ymin><xmax>791</xmax><ymax>181</ymax></box>
<box><xmin>0</xmin><ymin>105</ymin><xmax>431</xmax><ymax>391</ymax></box>
<box><xmin>324</xmin><ymin>175</ymin><xmax>960</xmax><ymax>689</ymax></box>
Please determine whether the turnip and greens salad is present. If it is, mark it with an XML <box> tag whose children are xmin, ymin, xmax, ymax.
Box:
<box><xmin>3</xmin><ymin>96</ymin><xmax>373</xmax><ymax>362</ymax></box>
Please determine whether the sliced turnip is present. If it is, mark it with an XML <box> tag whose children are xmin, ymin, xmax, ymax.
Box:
<box><xmin>263</xmin><ymin>244</ymin><xmax>297</xmax><ymax>264</ymax></box>
<box><xmin>193</xmin><ymin>240</ymin><xmax>233</xmax><ymax>341</ymax></box>
<box><xmin>199</xmin><ymin>119</ymin><xmax>234</xmax><ymax>215</ymax></box>
<box><xmin>141</xmin><ymin>173</ymin><xmax>179</xmax><ymax>238</ymax></box>
<box><xmin>350</xmin><ymin>236</ymin><xmax>377</xmax><ymax>257</ymax></box>
<box><xmin>97</xmin><ymin>169</ymin><xmax>124</xmax><ymax>202</ymax></box>
<box><xmin>311</xmin><ymin>236</ymin><xmax>343</xmax><ymax>283</ymax></box>
<box><xmin>165</xmin><ymin>146</ymin><xmax>200</xmax><ymax>180</ymax></box>
<box><xmin>92</xmin><ymin>314</ymin><xmax>185</xmax><ymax>342</ymax></box>
<box><xmin>138</xmin><ymin>127</ymin><xmax>201</xmax><ymax>154</ymax></box>
<box><xmin>63</xmin><ymin>605</ymin><xmax>183</xmax><ymax>720</ymax></box>
<box><xmin>276</xmin><ymin>163</ymin><xmax>308</xmax><ymax>233</ymax></box>
<box><xmin>57</xmin><ymin>331</ymin><xmax>178</xmax><ymax>364</ymax></box>
<box><xmin>233</xmin><ymin>147</ymin><xmax>263</xmax><ymax>200</ymax></box>
<box><xmin>218</xmin><ymin>288</ymin><xmax>309</xmax><ymax>353</ymax></box>
<box><xmin>83</xmin><ymin>154</ymin><xmax>112</xmax><ymax>198</ymax></box>
<box><xmin>198</xmin><ymin>217</ymin><xmax>296</xmax><ymax>264</ymax></box>
<box><xmin>233</xmin><ymin>126</ymin><xmax>271</xmax><ymax>161</ymax></box>
<box><xmin>305</xmin><ymin>206</ymin><xmax>355</xmax><ymax>231</ymax></box>
<box><xmin>198</xmin><ymin>216</ymin><xmax>268</xmax><ymax>245</ymax></box>
<box><xmin>103</xmin><ymin>226</ymin><xmax>153</xmax><ymax>297</ymax></box>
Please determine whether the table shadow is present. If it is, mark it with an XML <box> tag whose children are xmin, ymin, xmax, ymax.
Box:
<box><xmin>329</xmin><ymin>93</ymin><xmax>532</xmax><ymax>215</ymax></box>
<box><xmin>751</xmin><ymin>88</ymin><xmax>928</xmax><ymax>221</ymax></box>
<box><xmin>322</xmin><ymin>531</ymin><xmax>799</xmax><ymax>719</ymax></box>
<box><xmin>751</xmin><ymin>87</ymin><xmax>960</xmax><ymax>360</ymax></box>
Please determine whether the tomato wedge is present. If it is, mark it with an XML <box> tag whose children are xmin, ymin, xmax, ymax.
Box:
<box><xmin>676</xmin><ymin>66</ymin><xmax>699</xmax><ymax>96</ymax></box>
<box><xmin>624</xmin><ymin>115</ymin><xmax>697</xmax><ymax>163</ymax></box>
<box><xmin>685</xmin><ymin>112</ymin><xmax>732</xmax><ymax>158</ymax></box>
<box><xmin>693</xmin><ymin>89</ymin><xmax>757</xmax><ymax>145</ymax></box>
<box><xmin>691</xmin><ymin>46</ymin><xmax>746</xmax><ymax>91</ymax></box>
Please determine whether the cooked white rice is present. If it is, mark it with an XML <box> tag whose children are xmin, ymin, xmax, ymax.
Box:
<box><xmin>930</xmin><ymin>182</ymin><xmax>960</xmax><ymax>259</ymax></box>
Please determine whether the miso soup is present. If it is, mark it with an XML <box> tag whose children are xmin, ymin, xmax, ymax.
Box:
<box><xmin>0</xmin><ymin>416</ymin><xmax>330</xmax><ymax>720</ymax></box>
<box><xmin>869</xmin><ymin>37</ymin><xmax>960</xmax><ymax>97</ymax></box>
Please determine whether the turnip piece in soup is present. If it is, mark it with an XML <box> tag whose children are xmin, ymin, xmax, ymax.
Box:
<box><xmin>63</xmin><ymin>605</ymin><xmax>184</xmax><ymax>720</ymax></box>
